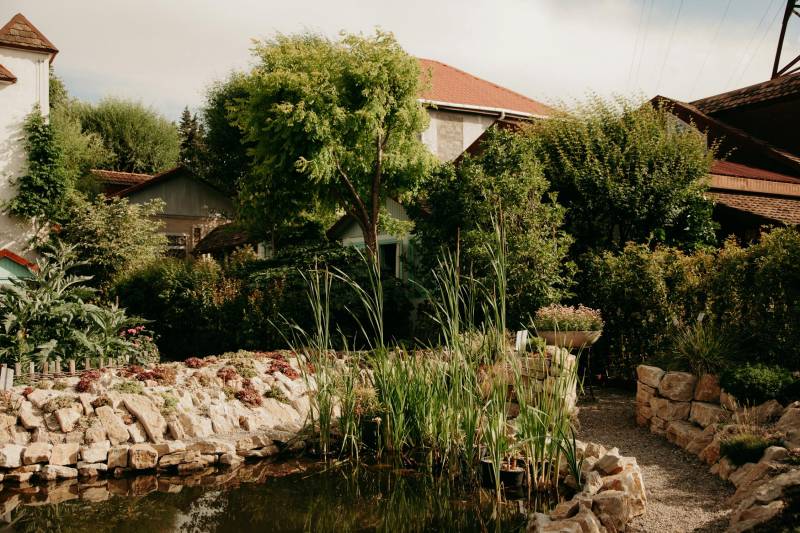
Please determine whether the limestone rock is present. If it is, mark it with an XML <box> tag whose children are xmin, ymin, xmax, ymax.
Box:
<box><xmin>0</xmin><ymin>444</ymin><xmax>24</xmax><ymax>468</ymax></box>
<box><xmin>95</xmin><ymin>406</ymin><xmax>129</xmax><ymax>445</ymax></box>
<box><xmin>187</xmin><ymin>438</ymin><xmax>236</xmax><ymax>456</ymax></box>
<box><xmin>592</xmin><ymin>489</ymin><xmax>629</xmax><ymax>532</ymax></box>
<box><xmin>600</xmin><ymin>467</ymin><xmax>647</xmax><ymax>519</ymax></box>
<box><xmin>177</xmin><ymin>411</ymin><xmax>213</xmax><ymax>438</ymax></box>
<box><xmin>753</xmin><ymin>400</ymin><xmax>784</xmax><ymax>424</ymax></box>
<box><xmin>657</xmin><ymin>372</ymin><xmax>697</xmax><ymax>402</ymax></box>
<box><xmin>22</xmin><ymin>442</ymin><xmax>51</xmax><ymax>464</ymax></box>
<box><xmin>50</xmin><ymin>442</ymin><xmax>80</xmax><ymax>466</ymax></box>
<box><xmin>84</xmin><ymin>423</ymin><xmax>107</xmax><ymax>444</ymax></box>
<box><xmin>26</xmin><ymin>389</ymin><xmax>57</xmax><ymax>410</ymax></box>
<box><xmin>594</xmin><ymin>447</ymin><xmax>624</xmax><ymax>475</ymax></box>
<box><xmin>636</xmin><ymin>365</ymin><xmax>665</xmax><ymax>388</ymax></box>
<box><xmin>690</xmin><ymin>402</ymin><xmax>728</xmax><ymax>428</ymax></box>
<box><xmin>650</xmin><ymin>416</ymin><xmax>668</xmax><ymax>436</ymax></box>
<box><xmin>108</xmin><ymin>445</ymin><xmax>129</xmax><ymax>469</ymax></box>
<box><xmin>153</xmin><ymin>440</ymin><xmax>186</xmax><ymax>455</ymax></box>
<box><xmin>127</xmin><ymin>422</ymin><xmax>147</xmax><ymax>443</ymax></box>
<box><xmin>686</xmin><ymin>426</ymin><xmax>715</xmax><ymax>456</ymax></box>
<box><xmin>583</xmin><ymin>442</ymin><xmax>606</xmax><ymax>460</ymax></box>
<box><xmin>649</xmin><ymin>397</ymin><xmax>690</xmax><ymax>421</ymax></box>
<box><xmin>775</xmin><ymin>405</ymin><xmax>800</xmax><ymax>433</ymax></box>
<box><xmin>18</xmin><ymin>402</ymin><xmax>43</xmax><ymax>430</ymax></box>
<box><xmin>129</xmin><ymin>443</ymin><xmax>158</xmax><ymax>470</ymax></box>
<box><xmin>77</xmin><ymin>462</ymin><xmax>108</xmax><ymax>477</ymax></box>
<box><xmin>761</xmin><ymin>446</ymin><xmax>788</xmax><ymax>463</ymax></box>
<box><xmin>55</xmin><ymin>407</ymin><xmax>81</xmax><ymax>433</ymax></box>
<box><xmin>693</xmin><ymin>374</ymin><xmax>721</xmax><ymax>403</ymax></box>
<box><xmin>666</xmin><ymin>420</ymin><xmax>703</xmax><ymax>449</ymax></box>
<box><xmin>40</xmin><ymin>464</ymin><xmax>78</xmax><ymax>480</ymax></box>
<box><xmin>80</xmin><ymin>441</ymin><xmax>110</xmax><ymax>463</ymax></box>
<box><xmin>122</xmin><ymin>395</ymin><xmax>166</xmax><ymax>443</ymax></box>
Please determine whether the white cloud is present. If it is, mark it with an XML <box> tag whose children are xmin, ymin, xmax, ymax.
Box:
<box><xmin>4</xmin><ymin>0</ymin><xmax>798</xmax><ymax>119</ymax></box>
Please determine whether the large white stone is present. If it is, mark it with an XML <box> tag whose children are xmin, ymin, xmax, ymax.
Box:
<box><xmin>122</xmin><ymin>394</ymin><xmax>166</xmax><ymax>443</ymax></box>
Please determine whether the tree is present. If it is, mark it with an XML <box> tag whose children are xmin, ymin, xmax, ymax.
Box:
<box><xmin>52</xmin><ymin>193</ymin><xmax>167</xmax><ymax>289</ymax></box>
<box><xmin>200</xmin><ymin>74</ymin><xmax>253</xmax><ymax>196</ymax></box>
<box><xmin>408</xmin><ymin>127</ymin><xmax>575</xmax><ymax>327</ymax></box>
<box><xmin>530</xmin><ymin>97</ymin><xmax>717</xmax><ymax>253</ymax></box>
<box><xmin>75</xmin><ymin>98</ymin><xmax>180</xmax><ymax>174</ymax></box>
<box><xmin>7</xmin><ymin>108</ymin><xmax>70</xmax><ymax>222</ymax></box>
<box><xmin>178</xmin><ymin>106</ymin><xmax>205</xmax><ymax>170</ymax></box>
<box><xmin>233</xmin><ymin>31</ymin><xmax>432</xmax><ymax>261</ymax></box>
<box><xmin>50</xmin><ymin>102</ymin><xmax>111</xmax><ymax>193</ymax></box>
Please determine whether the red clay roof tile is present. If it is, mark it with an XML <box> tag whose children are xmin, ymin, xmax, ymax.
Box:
<box><xmin>0</xmin><ymin>63</ymin><xmax>16</xmax><ymax>83</ymax></box>
<box><xmin>89</xmin><ymin>169</ymin><xmax>153</xmax><ymax>187</ymax></box>
<box><xmin>0</xmin><ymin>13</ymin><xmax>58</xmax><ymax>57</ymax></box>
<box><xmin>691</xmin><ymin>73</ymin><xmax>800</xmax><ymax>115</ymax></box>
<box><xmin>418</xmin><ymin>58</ymin><xmax>553</xmax><ymax>117</ymax></box>
<box><xmin>710</xmin><ymin>160</ymin><xmax>800</xmax><ymax>184</ymax></box>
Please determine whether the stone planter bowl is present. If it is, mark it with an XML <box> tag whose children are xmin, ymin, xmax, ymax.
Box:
<box><xmin>536</xmin><ymin>330</ymin><xmax>601</xmax><ymax>349</ymax></box>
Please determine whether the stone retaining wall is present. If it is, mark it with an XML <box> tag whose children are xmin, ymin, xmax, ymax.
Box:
<box><xmin>0</xmin><ymin>353</ymin><xmax>311</xmax><ymax>486</ymax></box>
<box><xmin>636</xmin><ymin>364</ymin><xmax>800</xmax><ymax>532</ymax></box>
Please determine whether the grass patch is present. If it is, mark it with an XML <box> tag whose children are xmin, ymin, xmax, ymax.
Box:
<box><xmin>112</xmin><ymin>380</ymin><xmax>144</xmax><ymax>395</ymax></box>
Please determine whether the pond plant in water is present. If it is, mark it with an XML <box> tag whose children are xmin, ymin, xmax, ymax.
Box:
<box><xmin>282</xmin><ymin>220</ymin><xmax>582</xmax><ymax>505</ymax></box>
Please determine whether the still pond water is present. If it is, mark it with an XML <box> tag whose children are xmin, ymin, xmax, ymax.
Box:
<box><xmin>0</xmin><ymin>460</ymin><xmax>565</xmax><ymax>532</ymax></box>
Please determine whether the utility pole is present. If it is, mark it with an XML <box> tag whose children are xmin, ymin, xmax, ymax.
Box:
<box><xmin>772</xmin><ymin>0</ymin><xmax>800</xmax><ymax>78</ymax></box>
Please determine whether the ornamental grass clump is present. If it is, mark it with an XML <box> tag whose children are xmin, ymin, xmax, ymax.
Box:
<box><xmin>533</xmin><ymin>304</ymin><xmax>603</xmax><ymax>332</ymax></box>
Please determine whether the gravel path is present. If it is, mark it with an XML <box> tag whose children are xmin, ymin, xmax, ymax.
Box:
<box><xmin>578</xmin><ymin>388</ymin><xmax>734</xmax><ymax>533</ymax></box>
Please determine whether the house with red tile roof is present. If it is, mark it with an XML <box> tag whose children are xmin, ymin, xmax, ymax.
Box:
<box><xmin>0</xmin><ymin>13</ymin><xmax>58</xmax><ymax>280</ymax></box>
<box><xmin>654</xmin><ymin>73</ymin><xmax>800</xmax><ymax>240</ymax></box>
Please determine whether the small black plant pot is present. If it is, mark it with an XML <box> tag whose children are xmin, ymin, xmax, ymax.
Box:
<box><xmin>480</xmin><ymin>459</ymin><xmax>526</xmax><ymax>489</ymax></box>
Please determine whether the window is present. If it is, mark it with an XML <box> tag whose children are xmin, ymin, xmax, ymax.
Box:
<box><xmin>166</xmin><ymin>233</ymin><xmax>188</xmax><ymax>259</ymax></box>
<box><xmin>192</xmin><ymin>226</ymin><xmax>203</xmax><ymax>246</ymax></box>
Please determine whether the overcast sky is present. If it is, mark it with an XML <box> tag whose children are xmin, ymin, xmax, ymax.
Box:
<box><xmin>5</xmin><ymin>0</ymin><xmax>800</xmax><ymax>120</ymax></box>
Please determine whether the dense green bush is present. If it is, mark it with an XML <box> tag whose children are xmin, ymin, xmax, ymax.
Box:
<box><xmin>719</xmin><ymin>364</ymin><xmax>795</xmax><ymax>405</ymax></box>
<box><xmin>720</xmin><ymin>433</ymin><xmax>776</xmax><ymax>466</ymax></box>
<box><xmin>582</xmin><ymin>227</ymin><xmax>800</xmax><ymax>381</ymax></box>
<box><xmin>114</xmin><ymin>244</ymin><xmax>413</xmax><ymax>359</ymax></box>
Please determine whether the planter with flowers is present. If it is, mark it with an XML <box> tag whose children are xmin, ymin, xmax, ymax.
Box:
<box><xmin>532</xmin><ymin>304</ymin><xmax>604</xmax><ymax>349</ymax></box>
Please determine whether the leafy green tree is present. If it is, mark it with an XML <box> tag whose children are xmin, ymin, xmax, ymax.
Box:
<box><xmin>530</xmin><ymin>97</ymin><xmax>717</xmax><ymax>253</ymax></box>
<box><xmin>52</xmin><ymin>193</ymin><xmax>167</xmax><ymax>289</ymax></box>
<box><xmin>7</xmin><ymin>108</ymin><xmax>70</xmax><ymax>221</ymax></box>
<box><xmin>200</xmin><ymin>73</ymin><xmax>253</xmax><ymax>196</ymax></box>
<box><xmin>178</xmin><ymin>105</ymin><xmax>205</xmax><ymax>170</ymax></box>
<box><xmin>50</xmin><ymin>102</ymin><xmax>111</xmax><ymax>192</ymax></box>
<box><xmin>408</xmin><ymin>128</ymin><xmax>575</xmax><ymax>327</ymax></box>
<box><xmin>48</xmin><ymin>68</ymin><xmax>68</xmax><ymax>110</ymax></box>
<box><xmin>75</xmin><ymin>97</ymin><xmax>180</xmax><ymax>174</ymax></box>
<box><xmin>233</xmin><ymin>31</ymin><xmax>432</xmax><ymax>261</ymax></box>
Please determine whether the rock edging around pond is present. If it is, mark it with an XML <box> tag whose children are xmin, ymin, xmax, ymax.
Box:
<box><xmin>635</xmin><ymin>364</ymin><xmax>800</xmax><ymax>532</ymax></box>
<box><xmin>528</xmin><ymin>442</ymin><xmax>646</xmax><ymax>533</ymax></box>
<box><xmin>0</xmin><ymin>352</ymin><xmax>312</xmax><ymax>484</ymax></box>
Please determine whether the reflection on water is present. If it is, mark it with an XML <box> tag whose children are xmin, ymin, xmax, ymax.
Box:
<box><xmin>1</xmin><ymin>460</ymin><xmax>565</xmax><ymax>532</ymax></box>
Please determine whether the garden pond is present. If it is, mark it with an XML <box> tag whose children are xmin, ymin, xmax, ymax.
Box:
<box><xmin>0</xmin><ymin>459</ymin><xmax>568</xmax><ymax>532</ymax></box>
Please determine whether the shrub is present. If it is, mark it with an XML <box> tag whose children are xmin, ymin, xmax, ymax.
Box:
<box><xmin>235</xmin><ymin>387</ymin><xmax>262</xmax><ymax>407</ymax></box>
<box><xmin>75</xmin><ymin>370</ymin><xmax>102</xmax><ymax>393</ymax></box>
<box><xmin>42</xmin><ymin>396</ymin><xmax>76</xmax><ymax>414</ymax></box>
<box><xmin>113</xmin><ymin>244</ymin><xmax>413</xmax><ymax>359</ymax></box>
<box><xmin>670</xmin><ymin>317</ymin><xmax>731</xmax><ymax>376</ymax></box>
<box><xmin>532</xmin><ymin>304</ymin><xmax>603</xmax><ymax>331</ymax></box>
<box><xmin>720</xmin><ymin>433</ymin><xmax>775</xmax><ymax>466</ymax></box>
<box><xmin>720</xmin><ymin>364</ymin><xmax>794</xmax><ymax>405</ymax></box>
<box><xmin>112</xmin><ymin>380</ymin><xmax>144</xmax><ymax>395</ymax></box>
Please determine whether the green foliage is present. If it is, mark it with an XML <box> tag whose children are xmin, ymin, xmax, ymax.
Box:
<box><xmin>0</xmin><ymin>243</ymin><xmax>156</xmax><ymax>368</ymax></box>
<box><xmin>199</xmin><ymin>74</ymin><xmax>253</xmax><ymax>196</ymax></box>
<box><xmin>178</xmin><ymin>106</ymin><xmax>204</xmax><ymax>170</ymax></box>
<box><xmin>234</xmin><ymin>30</ymin><xmax>432</xmax><ymax>258</ymax></box>
<box><xmin>669</xmin><ymin>317</ymin><xmax>731</xmax><ymax>376</ymax></box>
<box><xmin>112</xmin><ymin>380</ymin><xmax>144</xmax><ymax>395</ymax></box>
<box><xmin>112</xmin><ymin>245</ymin><xmax>413</xmax><ymax>359</ymax></box>
<box><xmin>8</xmin><ymin>109</ymin><xmax>71</xmax><ymax>221</ymax></box>
<box><xmin>720</xmin><ymin>364</ymin><xmax>795</xmax><ymax>405</ymax></box>
<box><xmin>51</xmin><ymin>193</ymin><xmax>166</xmax><ymax>288</ymax></box>
<box><xmin>409</xmin><ymin>128</ymin><xmax>574</xmax><ymax>328</ymax></box>
<box><xmin>50</xmin><ymin>103</ymin><xmax>112</xmax><ymax>192</ymax></box>
<box><xmin>73</xmin><ymin>98</ymin><xmax>180</xmax><ymax>174</ymax></box>
<box><xmin>720</xmin><ymin>433</ymin><xmax>775</xmax><ymax>466</ymax></box>
<box><xmin>530</xmin><ymin>97</ymin><xmax>717</xmax><ymax>252</ymax></box>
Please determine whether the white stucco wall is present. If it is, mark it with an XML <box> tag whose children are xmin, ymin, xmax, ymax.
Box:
<box><xmin>0</xmin><ymin>47</ymin><xmax>50</xmax><ymax>257</ymax></box>
<box><xmin>421</xmin><ymin>109</ymin><xmax>496</xmax><ymax>162</ymax></box>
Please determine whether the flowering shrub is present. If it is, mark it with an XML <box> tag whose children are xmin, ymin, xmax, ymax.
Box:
<box><xmin>120</xmin><ymin>326</ymin><xmax>160</xmax><ymax>366</ymax></box>
<box><xmin>533</xmin><ymin>304</ymin><xmax>603</xmax><ymax>332</ymax></box>
<box><xmin>217</xmin><ymin>367</ymin><xmax>238</xmax><ymax>382</ymax></box>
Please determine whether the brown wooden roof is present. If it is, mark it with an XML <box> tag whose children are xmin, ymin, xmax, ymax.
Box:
<box><xmin>0</xmin><ymin>63</ymin><xmax>16</xmax><ymax>84</ymax></box>
<box><xmin>711</xmin><ymin>191</ymin><xmax>800</xmax><ymax>225</ymax></box>
<box><xmin>90</xmin><ymin>169</ymin><xmax>153</xmax><ymax>187</ymax></box>
<box><xmin>0</xmin><ymin>13</ymin><xmax>58</xmax><ymax>58</ymax></box>
<box><xmin>691</xmin><ymin>73</ymin><xmax>800</xmax><ymax>115</ymax></box>
<box><xmin>193</xmin><ymin>223</ymin><xmax>254</xmax><ymax>255</ymax></box>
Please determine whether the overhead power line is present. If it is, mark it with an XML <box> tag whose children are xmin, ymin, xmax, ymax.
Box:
<box><xmin>689</xmin><ymin>0</ymin><xmax>733</xmax><ymax>97</ymax></box>
<box><xmin>656</xmin><ymin>0</ymin><xmax>685</xmax><ymax>92</ymax></box>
